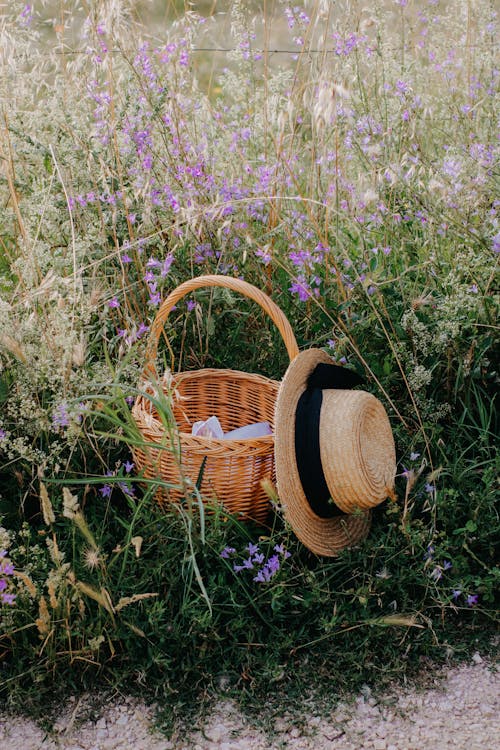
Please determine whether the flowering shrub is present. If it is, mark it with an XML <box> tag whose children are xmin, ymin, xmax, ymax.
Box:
<box><xmin>0</xmin><ymin>0</ymin><xmax>497</xmax><ymax>721</ymax></box>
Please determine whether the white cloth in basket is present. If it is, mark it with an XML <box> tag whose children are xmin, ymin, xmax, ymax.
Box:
<box><xmin>191</xmin><ymin>416</ymin><xmax>272</xmax><ymax>440</ymax></box>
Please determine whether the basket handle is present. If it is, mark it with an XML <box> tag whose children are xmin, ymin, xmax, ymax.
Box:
<box><xmin>144</xmin><ymin>274</ymin><xmax>299</xmax><ymax>376</ymax></box>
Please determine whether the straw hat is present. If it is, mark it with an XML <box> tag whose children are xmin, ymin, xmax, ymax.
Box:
<box><xmin>274</xmin><ymin>349</ymin><xmax>396</xmax><ymax>557</ymax></box>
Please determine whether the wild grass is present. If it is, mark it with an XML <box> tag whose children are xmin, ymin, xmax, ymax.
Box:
<box><xmin>0</xmin><ymin>0</ymin><xmax>498</xmax><ymax>731</ymax></box>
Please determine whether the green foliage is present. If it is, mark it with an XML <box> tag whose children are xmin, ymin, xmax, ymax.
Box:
<box><xmin>0</xmin><ymin>0</ymin><xmax>498</xmax><ymax>729</ymax></box>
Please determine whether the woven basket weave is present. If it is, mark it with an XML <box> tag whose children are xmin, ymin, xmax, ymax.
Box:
<box><xmin>132</xmin><ymin>275</ymin><xmax>299</xmax><ymax>524</ymax></box>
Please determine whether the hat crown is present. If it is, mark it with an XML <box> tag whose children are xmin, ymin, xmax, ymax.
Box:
<box><xmin>320</xmin><ymin>389</ymin><xmax>396</xmax><ymax>513</ymax></box>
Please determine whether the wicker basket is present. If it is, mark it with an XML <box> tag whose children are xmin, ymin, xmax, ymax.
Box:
<box><xmin>132</xmin><ymin>275</ymin><xmax>299</xmax><ymax>524</ymax></box>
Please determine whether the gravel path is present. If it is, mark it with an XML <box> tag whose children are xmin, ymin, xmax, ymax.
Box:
<box><xmin>0</xmin><ymin>656</ymin><xmax>497</xmax><ymax>749</ymax></box>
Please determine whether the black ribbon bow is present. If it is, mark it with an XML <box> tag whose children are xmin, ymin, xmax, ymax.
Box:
<box><xmin>295</xmin><ymin>362</ymin><xmax>364</xmax><ymax>518</ymax></box>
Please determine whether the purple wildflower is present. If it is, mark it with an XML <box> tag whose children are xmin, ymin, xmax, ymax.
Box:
<box><xmin>118</xmin><ymin>481</ymin><xmax>135</xmax><ymax>497</ymax></box>
<box><xmin>121</xmin><ymin>254</ymin><xmax>133</xmax><ymax>263</ymax></box>
<box><xmin>253</xmin><ymin>570</ymin><xmax>267</xmax><ymax>583</ymax></box>
<box><xmin>124</xmin><ymin>461</ymin><xmax>134</xmax><ymax>473</ymax></box>
<box><xmin>247</xmin><ymin>543</ymin><xmax>260</xmax><ymax>556</ymax></box>
<box><xmin>425</xmin><ymin>483</ymin><xmax>435</xmax><ymax>493</ymax></box>
<box><xmin>19</xmin><ymin>4</ymin><xmax>33</xmax><ymax>26</ymax></box>
<box><xmin>452</xmin><ymin>589</ymin><xmax>461</xmax><ymax>601</ymax></box>
<box><xmin>234</xmin><ymin>557</ymin><xmax>254</xmax><ymax>572</ymax></box>
<box><xmin>266</xmin><ymin>555</ymin><xmax>281</xmax><ymax>574</ymax></box>
<box><xmin>148</xmin><ymin>291</ymin><xmax>161</xmax><ymax>307</ymax></box>
<box><xmin>100</xmin><ymin>484</ymin><xmax>112</xmax><ymax>498</ymax></box>
<box><xmin>160</xmin><ymin>255</ymin><xmax>174</xmax><ymax>277</ymax></box>
<box><xmin>0</xmin><ymin>429</ymin><xmax>6</xmax><ymax>440</ymax></box>
<box><xmin>466</xmin><ymin>594</ymin><xmax>479</xmax><ymax>607</ymax></box>
<box><xmin>220</xmin><ymin>546</ymin><xmax>236</xmax><ymax>559</ymax></box>
<box><xmin>108</xmin><ymin>297</ymin><xmax>120</xmax><ymax>309</ymax></box>
<box><xmin>443</xmin><ymin>560</ymin><xmax>452</xmax><ymax>571</ymax></box>
<box><xmin>424</xmin><ymin>544</ymin><xmax>435</xmax><ymax>561</ymax></box>
<box><xmin>410</xmin><ymin>452</ymin><xmax>420</xmax><ymax>461</ymax></box>
<box><xmin>52</xmin><ymin>402</ymin><xmax>70</xmax><ymax>429</ymax></box>
<box><xmin>273</xmin><ymin>544</ymin><xmax>291</xmax><ymax>558</ymax></box>
<box><xmin>0</xmin><ymin>560</ymin><xmax>14</xmax><ymax>576</ymax></box>
<box><xmin>430</xmin><ymin>567</ymin><xmax>443</xmax><ymax>582</ymax></box>
<box><xmin>0</xmin><ymin>552</ymin><xmax>15</xmax><ymax>607</ymax></box>
<box><xmin>289</xmin><ymin>279</ymin><xmax>311</xmax><ymax>302</ymax></box>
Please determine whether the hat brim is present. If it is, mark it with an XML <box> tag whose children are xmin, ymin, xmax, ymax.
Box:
<box><xmin>275</xmin><ymin>349</ymin><xmax>371</xmax><ymax>557</ymax></box>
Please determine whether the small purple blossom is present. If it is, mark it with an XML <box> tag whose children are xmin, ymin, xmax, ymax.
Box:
<box><xmin>452</xmin><ymin>589</ymin><xmax>462</xmax><ymax>601</ymax></box>
<box><xmin>430</xmin><ymin>566</ymin><xmax>443</xmax><ymax>582</ymax></box>
<box><xmin>148</xmin><ymin>292</ymin><xmax>161</xmax><ymax>307</ymax></box>
<box><xmin>124</xmin><ymin>461</ymin><xmax>134</xmax><ymax>473</ymax></box>
<box><xmin>273</xmin><ymin>544</ymin><xmax>291</xmax><ymax>559</ymax></box>
<box><xmin>160</xmin><ymin>255</ymin><xmax>174</xmax><ymax>277</ymax></box>
<box><xmin>220</xmin><ymin>546</ymin><xmax>236</xmax><ymax>559</ymax></box>
<box><xmin>0</xmin><ymin>429</ymin><xmax>6</xmax><ymax>441</ymax></box>
<box><xmin>234</xmin><ymin>557</ymin><xmax>254</xmax><ymax>572</ymax></box>
<box><xmin>108</xmin><ymin>296</ymin><xmax>120</xmax><ymax>309</ymax></box>
<box><xmin>410</xmin><ymin>452</ymin><xmax>420</xmax><ymax>461</ymax></box>
<box><xmin>466</xmin><ymin>594</ymin><xmax>479</xmax><ymax>607</ymax></box>
<box><xmin>100</xmin><ymin>484</ymin><xmax>112</xmax><ymax>498</ymax></box>
<box><xmin>443</xmin><ymin>560</ymin><xmax>452</xmax><ymax>571</ymax></box>
<box><xmin>425</xmin><ymin>483</ymin><xmax>435</xmax><ymax>493</ymax></box>
<box><xmin>118</xmin><ymin>481</ymin><xmax>135</xmax><ymax>497</ymax></box>
<box><xmin>0</xmin><ymin>560</ymin><xmax>14</xmax><ymax>576</ymax></box>
<box><xmin>52</xmin><ymin>402</ymin><xmax>70</xmax><ymax>429</ymax></box>
<box><xmin>19</xmin><ymin>4</ymin><xmax>33</xmax><ymax>26</ymax></box>
<box><xmin>0</xmin><ymin>552</ymin><xmax>15</xmax><ymax>607</ymax></box>
<box><xmin>424</xmin><ymin>544</ymin><xmax>435</xmax><ymax>561</ymax></box>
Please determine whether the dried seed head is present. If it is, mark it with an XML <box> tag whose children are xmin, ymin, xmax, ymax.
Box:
<box><xmin>82</xmin><ymin>547</ymin><xmax>102</xmax><ymax>571</ymax></box>
<box><xmin>36</xmin><ymin>596</ymin><xmax>51</xmax><ymax>636</ymax></box>
<box><xmin>72</xmin><ymin>338</ymin><xmax>86</xmax><ymax>367</ymax></box>
<box><xmin>40</xmin><ymin>482</ymin><xmax>55</xmax><ymax>526</ymax></box>
<box><xmin>62</xmin><ymin>487</ymin><xmax>80</xmax><ymax>519</ymax></box>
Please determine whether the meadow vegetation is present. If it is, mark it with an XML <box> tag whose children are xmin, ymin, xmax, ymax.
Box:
<box><xmin>0</xmin><ymin>0</ymin><xmax>498</xmax><ymax>729</ymax></box>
